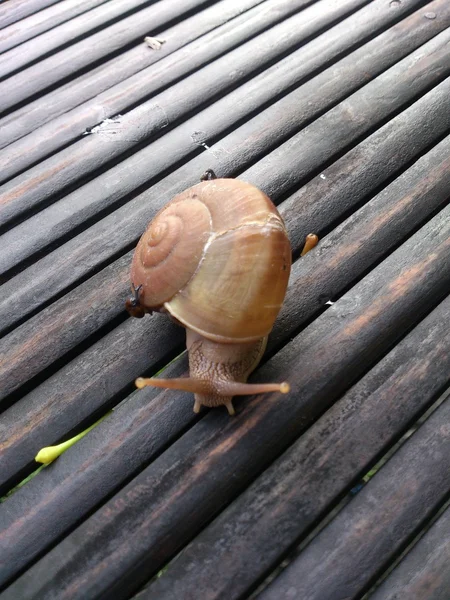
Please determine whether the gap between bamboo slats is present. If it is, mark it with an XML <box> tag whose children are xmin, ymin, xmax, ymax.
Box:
<box><xmin>0</xmin><ymin>0</ymin><xmax>153</xmax><ymax>73</ymax></box>
<box><xmin>257</xmin><ymin>396</ymin><xmax>450</xmax><ymax>600</ymax></box>
<box><xmin>369</xmin><ymin>501</ymin><xmax>450</xmax><ymax>600</ymax></box>
<box><xmin>0</xmin><ymin>22</ymin><xmax>448</xmax><ymax>329</ymax></box>
<box><xmin>0</xmin><ymin>200</ymin><xmax>448</xmax><ymax>599</ymax></box>
<box><xmin>142</xmin><ymin>295</ymin><xmax>450</xmax><ymax>600</ymax></box>
<box><xmin>0</xmin><ymin>0</ymin><xmax>111</xmax><ymax>54</ymax></box>
<box><xmin>0</xmin><ymin>0</ymin><xmax>277</xmax><ymax>147</ymax></box>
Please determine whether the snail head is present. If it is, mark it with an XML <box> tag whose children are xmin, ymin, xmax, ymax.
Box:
<box><xmin>125</xmin><ymin>284</ymin><xmax>149</xmax><ymax>318</ymax></box>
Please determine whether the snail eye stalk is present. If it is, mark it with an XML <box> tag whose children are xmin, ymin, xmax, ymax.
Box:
<box><xmin>200</xmin><ymin>169</ymin><xmax>217</xmax><ymax>181</ymax></box>
<box><xmin>125</xmin><ymin>284</ymin><xmax>147</xmax><ymax>318</ymax></box>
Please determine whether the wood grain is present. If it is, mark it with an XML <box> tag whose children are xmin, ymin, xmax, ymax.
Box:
<box><xmin>0</xmin><ymin>0</ymin><xmax>273</xmax><ymax>148</ymax></box>
<box><xmin>1</xmin><ymin>206</ymin><xmax>448</xmax><ymax>596</ymax></box>
<box><xmin>1</xmin><ymin>21</ymin><xmax>449</xmax><ymax>323</ymax></box>
<box><xmin>370</xmin><ymin>503</ymin><xmax>450</xmax><ymax>600</ymax></box>
<box><xmin>0</xmin><ymin>0</ymin><xmax>214</xmax><ymax>114</ymax></box>
<box><xmin>145</xmin><ymin>297</ymin><xmax>450</xmax><ymax>600</ymax></box>
<box><xmin>258</xmin><ymin>397</ymin><xmax>450</xmax><ymax>600</ymax></box>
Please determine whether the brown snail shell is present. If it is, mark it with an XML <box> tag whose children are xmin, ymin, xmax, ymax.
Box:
<box><xmin>130</xmin><ymin>178</ymin><xmax>291</xmax><ymax>343</ymax></box>
<box><xmin>128</xmin><ymin>177</ymin><xmax>296</xmax><ymax>415</ymax></box>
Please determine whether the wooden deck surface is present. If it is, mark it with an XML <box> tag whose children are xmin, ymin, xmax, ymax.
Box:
<box><xmin>0</xmin><ymin>0</ymin><xmax>449</xmax><ymax>598</ymax></box>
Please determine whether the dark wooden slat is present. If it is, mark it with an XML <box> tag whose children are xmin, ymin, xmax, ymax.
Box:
<box><xmin>0</xmin><ymin>313</ymin><xmax>184</xmax><ymax>490</ymax></box>
<box><xmin>1</xmin><ymin>207</ymin><xmax>448</xmax><ymax>598</ymax></box>
<box><xmin>0</xmin><ymin>252</ymin><xmax>134</xmax><ymax>401</ymax></box>
<box><xmin>2</xmin><ymin>131</ymin><xmax>449</xmax><ymax>488</ymax></box>
<box><xmin>265</xmin><ymin>133</ymin><xmax>450</xmax><ymax>349</ymax></box>
<box><xmin>0</xmin><ymin>0</ymin><xmax>270</xmax><ymax>148</ymax></box>
<box><xmin>2</xmin><ymin>129</ymin><xmax>449</xmax><ymax>491</ymax></box>
<box><xmin>0</xmin><ymin>22</ymin><xmax>448</xmax><ymax>321</ymax></box>
<box><xmin>0</xmin><ymin>0</ymin><xmax>60</xmax><ymax>29</ymax></box>
<box><xmin>370</xmin><ymin>502</ymin><xmax>450</xmax><ymax>600</ymax></box>
<box><xmin>142</xmin><ymin>298</ymin><xmax>450</xmax><ymax>600</ymax></box>
<box><xmin>0</xmin><ymin>0</ymin><xmax>124</xmax><ymax>54</ymax></box>
<box><xmin>257</xmin><ymin>396</ymin><xmax>450</xmax><ymax>600</ymax></box>
<box><xmin>0</xmin><ymin>0</ymin><xmax>214</xmax><ymax>113</ymax></box>
<box><xmin>0</xmin><ymin>0</ymin><xmax>367</xmax><ymax>184</ymax></box>
<box><xmin>274</xmin><ymin>79</ymin><xmax>450</xmax><ymax>254</ymax></box>
<box><xmin>0</xmin><ymin>0</ymin><xmax>154</xmax><ymax>78</ymax></box>
<box><xmin>2</xmin><ymin>0</ymin><xmax>446</xmax><ymax>224</ymax></box>
<box><xmin>1</xmin><ymin>80</ymin><xmax>449</xmax><ymax>398</ymax></box>
<box><xmin>0</xmin><ymin>0</ymin><xmax>379</xmax><ymax>216</ymax></box>
<box><xmin>0</xmin><ymin>356</ymin><xmax>198</xmax><ymax>586</ymax></box>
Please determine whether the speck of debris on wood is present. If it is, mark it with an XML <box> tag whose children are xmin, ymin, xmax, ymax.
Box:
<box><xmin>144</xmin><ymin>36</ymin><xmax>166</xmax><ymax>50</ymax></box>
<box><xmin>83</xmin><ymin>116</ymin><xmax>122</xmax><ymax>135</ymax></box>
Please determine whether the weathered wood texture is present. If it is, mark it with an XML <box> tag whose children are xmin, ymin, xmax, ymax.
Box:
<box><xmin>0</xmin><ymin>0</ymin><xmax>367</xmax><ymax>184</ymax></box>
<box><xmin>1</xmin><ymin>0</ymin><xmax>446</xmax><ymax>225</ymax></box>
<box><xmin>1</xmin><ymin>20</ymin><xmax>449</xmax><ymax>329</ymax></box>
<box><xmin>0</xmin><ymin>0</ymin><xmax>110</xmax><ymax>54</ymax></box>
<box><xmin>257</xmin><ymin>396</ymin><xmax>450</xmax><ymax>600</ymax></box>
<box><xmin>0</xmin><ymin>0</ymin><xmax>273</xmax><ymax>147</ymax></box>
<box><xmin>1</xmin><ymin>1</ymin><xmax>449</xmax><ymax>599</ymax></box>
<box><xmin>1</xmin><ymin>83</ymin><xmax>449</xmax><ymax>398</ymax></box>
<box><xmin>1</xmin><ymin>127</ymin><xmax>448</xmax><ymax>494</ymax></box>
<box><xmin>0</xmin><ymin>0</ymin><xmax>61</xmax><ymax>29</ymax></box>
<box><xmin>0</xmin><ymin>0</ymin><xmax>214</xmax><ymax>113</ymax></box>
<box><xmin>0</xmin><ymin>0</ymin><xmax>150</xmax><ymax>73</ymax></box>
<box><xmin>1</xmin><ymin>205</ymin><xmax>449</xmax><ymax>597</ymax></box>
<box><xmin>144</xmin><ymin>296</ymin><xmax>450</xmax><ymax>600</ymax></box>
<box><xmin>370</xmin><ymin>502</ymin><xmax>450</xmax><ymax>600</ymax></box>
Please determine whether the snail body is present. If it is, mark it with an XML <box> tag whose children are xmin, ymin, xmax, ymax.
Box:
<box><xmin>127</xmin><ymin>176</ymin><xmax>292</xmax><ymax>415</ymax></box>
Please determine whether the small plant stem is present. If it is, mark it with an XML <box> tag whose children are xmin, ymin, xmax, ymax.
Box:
<box><xmin>35</xmin><ymin>412</ymin><xmax>111</xmax><ymax>465</ymax></box>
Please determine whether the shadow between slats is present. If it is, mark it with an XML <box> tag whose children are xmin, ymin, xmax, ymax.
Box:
<box><xmin>0</xmin><ymin>0</ymin><xmax>278</xmax><ymax>147</ymax></box>
<box><xmin>256</xmin><ymin>393</ymin><xmax>450</xmax><ymax>600</ymax></box>
<box><xmin>0</xmin><ymin>0</ymin><xmax>159</xmax><ymax>79</ymax></box>
<box><xmin>0</xmin><ymin>199</ymin><xmax>448</xmax><ymax>596</ymax></box>
<box><xmin>138</xmin><ymin>296</ymin><xmax>450</xmax><ymax>600</ymax></box>
<box><xmin>0</xmin><ymin>0</ymin><xmax>112</xmax><ymax>54</ymax></box>
<box><xmin>368</xmin><ymin>499</ymin><xmax>450</xmax><ymax>600</ymax></box>
<box><xmin>0</xmin><ymin>0</ymin><xmax>217</xmax><ymax>115</ymax></box>
<box><xmin>1</xmin><ymin>18</ymin><xmax>449</xmax><ymax>326</ymax></box>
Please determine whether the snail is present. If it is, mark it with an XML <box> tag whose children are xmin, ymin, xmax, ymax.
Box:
<box><xmin>126</xmin><ymin>171</ymin><xmax>318</xmax><ymax>415</ymax></box>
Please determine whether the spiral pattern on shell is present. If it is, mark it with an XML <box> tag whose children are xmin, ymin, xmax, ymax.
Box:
<box><xmin>130</xmin><ymin>178</ymin><xmax>291</xmax><ymax>342</ymax></box>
